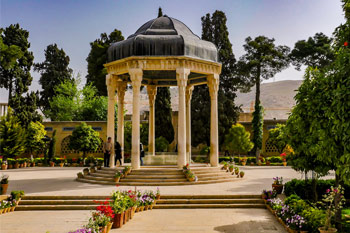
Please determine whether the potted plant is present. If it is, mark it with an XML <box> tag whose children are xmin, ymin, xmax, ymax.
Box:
<box><xmin>239</xmin><ymin>171</ymin><xmax>245</xmax><ymax>178</ymax></box>
<box><xmin>266</xmin><ymin>158</ymin><xmax>271</xmax><ymax>166</ymax></box>
<box><xmin>280</xmin><ymin>153</ymin><xmax>287</xmax><ymax>166</ymax></box>
<box><xmin>234</xmin><ymin>167</ymin><xmax>239</xmax><ymax>175</ymax></box>
<box><xmin>272</xmin><ymin>177</ymin><xmax>283</xmax><ymax>194</ymax></box>
<box><xmin>11</xmin><ymin>190</ymin><xmax>24</xmax><ymax>204</ymax></box>
<box><xmin>318</xmin><ymin>186</ymin><xmax>345</xmax><ymax>233</ymax></box>
<box><xmin>90</xmin><ymin>166</ymin><xmax>96</xmax><ymax>173</ymax></box>
<box><xmin>229</xmin><ymin>164</ymin><xmax>234</xmax><ymax>172</ymax></box>
<box><xmin>155</xmin><ymin>188</ymin><xmax>160</xmax><ymax>200</ymax></box>
<box><xmin>241</xmin><ymin>156</ymin><xmax>247</xmax><ymax>166</ymax></box>
<box><xmin>1</xmin><ymin>175</ymin><xmax>9</xmax><ymax>195</ymax></box>
<box><xmin>1</xmin><ymin>162</ymin><xmax>7</xmax><ymax>170</ymax></box>
<box><xmin>183</xmin><ymin>163</ymin><xmax>189</xmax><ymax>171</ymax></box>
<box><xmin>222</xmin><ymin>161</ymin><xmax>228</xmax><ymax>170</ymax></box>
<box><xmin>49</xmin><ymin>160</ymin><xmax>55</xmax><ymax>167</ymax></box>
<box><xmin>114</xmin><ymin>171</ymin><xmax>122</xmax><ymax>183</ymax></box>
<box><xmin>83</xmin><ymin>168</ymin><xmax>90</xmax><ymax>176</ymax></box>
<box><xmin>77</xmin><ymin>172</ymin><xmax>84</xmax><ymax>179</ymax></box>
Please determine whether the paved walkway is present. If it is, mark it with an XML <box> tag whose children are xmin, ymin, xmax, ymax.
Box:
<box><xmin>0</xmin><ymin>209</ymin><xmax>287</xmax><ymax>233</ymax></box>
<box><xmin>0</xmin><ymin>166</ymin><xmax>329</xmax><ymax>196</ymax></box>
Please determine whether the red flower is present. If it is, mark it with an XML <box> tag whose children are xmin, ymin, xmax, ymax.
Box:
<box><xmin>344</xmin><ymin>41</ymin><xmax>348</xmax><ymax>46</ymax></box>
<box><xmin>116</xmin><ymin>185</ymin><xmax>120</xmax><ymax>187</ymax></box>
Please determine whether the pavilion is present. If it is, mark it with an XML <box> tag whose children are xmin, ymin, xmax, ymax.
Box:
<box><xmin>104</xmin><ymin>15</ymin><xmax>222</xmax><ymax>169</ymax></box>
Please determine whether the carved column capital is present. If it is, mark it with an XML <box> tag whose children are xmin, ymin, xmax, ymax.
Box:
<box><xmin>116</xmin><ymin>81</ymin><xmax>127</xmax><ymax>103</ymax></box>
<box><xmin>129</xmin><ymin>68</ymin><xmax>143</xmax><ymax>89</ymax></box>
<box><xmin>176</xmin><ymin>67</ymin><xmax>190</xmax><ymax>88</ymax></box>
<box><xmin>207</xmin><ymin>73</ymin><xmax>219</xmax><ymax>99</ymax></box>
<box><xmin>185</xmin><ymin>85</ymin><xmax>194</xmax><ymax>102</ymax></box>
<box><xmin>147</xmin><ymin>85</ymin><xmax>157</xmax><ymax>106</ymax></box>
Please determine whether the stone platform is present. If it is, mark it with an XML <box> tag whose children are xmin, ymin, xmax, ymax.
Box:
<box><xmin>76</xmin><ymin>165</ymin><xmax>241</xmax><ymax>186</ymax></box>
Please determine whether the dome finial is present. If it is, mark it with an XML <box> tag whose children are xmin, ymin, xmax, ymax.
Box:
<box><xmin>158</xmin><ymin>7</ymin><xmax>163</xmax><ymax>17</ymax></box>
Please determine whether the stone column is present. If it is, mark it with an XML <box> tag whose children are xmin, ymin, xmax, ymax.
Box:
<box><xmin>147</xmin><ymin>85</ymin><xmax>157</xmax><ymax>156</ymax></box>
<box><xmin>116</xmin><ymin>81</ymin><xmax>127</xmax><ymax>165</ymax></box>
<box><xmin>208</xmin><ymin>74</ymin><xmax>219</xmax><ymax>167</ymax></box>
<box><xmin>185</xmin><ymin>85</ymin><xmax>194</xmax><ymax>165</ymax></box>
<box><xmin>129</xmin><ymin>68</ymin><xmax>143</xmax><ymax>170</ymax></box>
<box><xmin>176</xmin><ymin>67</ymin><xmax>190</xmax><ymax>168</ymax></box>
<box><xmin>106</xmin><ymin>74</ymin><xmax>117</xmax><ymax>167</ymax></box>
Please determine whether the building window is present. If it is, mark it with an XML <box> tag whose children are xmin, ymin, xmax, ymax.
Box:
<box><xmin>63</xmin><ymin>127</ymin><xmax>75</xmax><ymax>131</ymax></box>
<box><xmin>45</xmin><ymin>127</ymin><xmax>53</xmax><ymax>131</ymax></box>
<box><xmin>92</xmin><ymin>127</ymin><xmax>102</xmax><ymax>131</ymax></box>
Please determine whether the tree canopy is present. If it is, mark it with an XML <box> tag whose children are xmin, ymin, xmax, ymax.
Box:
<box><xmin>155</xmin><ymin>87</ymin><xmax>174</xmax><ymax>145</ymax></box>
<box><xmin>69</xmin><ymin>122</ymin><xmax>101</xmax><ymax>160</ymax></box>
<box><xmin>289</xmin><ymin>32</ymin><xmax>334</xmax><ymax>70</ymax></box>
<box><xmin>86</xmin><ymin>29</ymin><xmax>124</xmax><ymax>96</ymax></box>
<box><xmin>224</xmin><ymin>123</ymin><xmax>254</xmax><ymax>156</ymax></box>
<box><xmin>268</xmin><ymin>124</ymin><xmax>287</xmax><ymax>154</ymax></box>
<box><xmin>237</xmin><ymin>36</ymin><xmax>290</xmax><ymax>160</ymax></box>
<box><xmin>35</xmin><ymin>43</ymin><xmax>73</xmax><ymax>112</ymax></box>
<box><xmin>25</xmin><ymin>121</ymin><xmax>46</xmax><ymax>156</ymax></box>
<box><xmin>191</xmin><ymin>10</ymin><xmax>242</xmax><ymax>147</ymax></box>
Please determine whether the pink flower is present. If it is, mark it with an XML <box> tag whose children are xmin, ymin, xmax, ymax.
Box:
<box><xmin>326</xmin><ymin>189</ymin><xmax>330</xmax><ymax>193</ymax></box>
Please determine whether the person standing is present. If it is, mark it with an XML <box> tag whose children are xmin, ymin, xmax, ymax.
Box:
<box><xmin>140</xmin><ymin>143</ymin><xmax>145</xmax><ymax>166</ymax></box>
<box><xmin>115</xmin><ymin>141</ymin><xmax>122</xmax><ymax>166</ymax></box>
<box><xmin>103</xmin><ymin>137</ymin><xmax>112</xmax><ymax>167</ymax></box>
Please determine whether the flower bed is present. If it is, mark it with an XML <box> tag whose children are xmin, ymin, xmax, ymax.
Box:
<box><xmin>0</xmin><ymin>191</ymin><xmax>24</xmax><ymax>215</ymax></box>
<box><xmin>182</xmin><ymin>164</ymin><xmax>197</xmax><ymax>182</ymax></box>
<box><xmin>69</xmin><ymin>188</ymin><xmax>160</xmax><ymax>232</ymax></box>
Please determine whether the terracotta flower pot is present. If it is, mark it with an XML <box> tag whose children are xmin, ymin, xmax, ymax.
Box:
<box><xmin>1</xmin><ymin>164</ymin><xmax>7</xmax><ymax>170</ymax></box>
<box><xmin>156</xmin><ymin>194</ymin><xmax>160</xmax><ymax>200</ymax></box>
<box><xmin>50</xmin><ymin>162</ymin><xmax>55</xmax><ymax>167</ymax></box>
<box><xmin>14</xmin><ymin>163</ymin><xmax>20</xmax><ymax>169</ymax></box>
<box><xmin>8</xmin><ymin>164</ymin><xmax>13</xmax><ymax>169</ymax></box>
<box><xmin>0</xmin><ymin>209</ymin><xmax>3</xmax><ymax>214</ymax></box>
<box><xmin>114</xmin><ymin>177</ymin><xmax>120</xmax><ymax>183</ymax></box>
<box><xmin>130</xmin><ymin>206</ymin><xmax>136</xmax><ymax>219</ymax></box>
<box><xmin>266</xmin><ymin>161</ymin><xmax>271</xmax><ymax>166</ymax></box>
<box><xmin>123</xmin><ymin>211</ymin><xmax>127</xmax><ymax>224</ymax></box>
<box><xmin>32</xmin><ymin>163</ymin><xmax>35</xmax><ymax>167</ymax></box>
<box><xmin>11</xmin><ymin>206</ymin><xmax>15</xmax><ymax>212</ymax></box>
<box><xmin>99</xmin><ymin>226</ymin><xmax>107</xmax><ymax>233</ymax></box>
<box><xmin>112</xmin><ymin>212</ymin><xmax>124</xmax><ymax>228</ymax></box>
<box><xmin>1</xmin><ymin>184</ymin><xmax>9</xmax><ymax>195</ymax></box>
<box><xmin>282</xmin><ymin>161</ymin><xmax>287</xmax><ymax>166</ymax></box>
<box><xmin>272</xmin><ymin>184</ymin><xmax>283</xmax><ymax>194</ymax></box>
<box><xmin>229</xmin><ymin>167</ymin><xmax>234</xmax><ymax>172</ymax></box>
<box><xmin>140</xmin><ymin>206</ymin><xmax>145</xmax><ymax>211</ymax></box>
<box><xmin>318</xmin><ymin>227</ymin><xmax>337</xmax><ymax>233</ymax></box>
<box><xmin>23</xmin><ymin>162</ymin><xmax>27</xmax><ymax>167</ymax></box>
<box><xmin>59</xmin><ymin>163</ymin><xmax>64</xmax><ymax>167</ymax></box>
<box><xmin>241</xmin><ymin>162</ymin><xmax>246</xmax><ymax>166</ymax></box>
<box><xmin>106</xmin><ymin>222</ymin><xmax>112</xmax><ymax>233</ymax></box>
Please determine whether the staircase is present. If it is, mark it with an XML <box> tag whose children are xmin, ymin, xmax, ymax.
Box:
<box><xmin>76</xmin><ymin>166</ymin><xmax>240</xmax><ymax>186</ymax></box>
<box><xmin>16</xmin><ymin>195</ymin><xmax>265</xmax><ymax>211</ymax></box>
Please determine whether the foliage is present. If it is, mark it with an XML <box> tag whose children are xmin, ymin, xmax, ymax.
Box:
<box><xmin>237</xmin><ymin>36</ymin><xmax>290</xmax><ymax>161</ymax></box>
<box><xmin>223</xmin><ymin>123</ymin><xmax>253</xmax><ymax>156</ymax></box>
<box><xmin>155</xmin><ymin>87</ymin><xmax>174</xmax><ymax>144</ymax></box>
<box><xmin>34</xmin><ymin>43</ymin><xmax>73</xmax><ymax>112</ymax></box>
<box><xmin>69</xmin><ymin>123</ymin><xmax>101</xmax><ymax>160</ymax></box>
<box><xmin>47</xmin><ymin>130</ymin><xmax>56</xmax><ymax>162</ymax></box>
<box><xmin>0</xmin><ymin>108</ymin><xmax>25</xmax><ymax>161</ymax></box>
<box><xmin>0</xmin><ymin>29</ymin><xmax>23</xmax><ymax>70</ymax></box>
<box><xmin>46</xmin><ymin>78</ymin><xmax>112</xmax><ymax>121</ymax></box>
<box><xmin>155</xmin><ymin>136</ymin><xmax>169</xmax><ymax>152</ymax></box>
<box><xmin>0</xmin><ymin>24</ymin><xmax>34</xmax><ymax>107</ymax></box>
<box><xmin>289</xmin><ymin>32</ymin><xmax>334</xmax><ymax>70</ymax></box>
<box><xmin>25</xmin><ymin>121</ymin><xmax>46</xmax><ymax>155</ymax></box>
<box><xmin>192</xmin><ymin>10</ymin><xmax>242</xmax><ymax>147</ymax></box>
<box><xmin>140</xmin><ymin>123</ymin><xmax>149</xmax><ymax>146</ymax></box>
<box><xmin>86</xmin><ymin>29</ymin><xmax>124</xmax><ymax>96</ymax></box>
<box><xmin>267</xmin><ymin>124</ymin><xmax>287</xmax><ymax>154</ymax></box>
<box><xmin>284</xmin><ymin>179</ymin><xmax>350</xmax><ymax>201</ymax></box>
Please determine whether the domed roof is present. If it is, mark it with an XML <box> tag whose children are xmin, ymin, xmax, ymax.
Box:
<box><xmin>107</xmin><ymin>15</ymin><xmax>218</xmax><ymax>63</ymax></box>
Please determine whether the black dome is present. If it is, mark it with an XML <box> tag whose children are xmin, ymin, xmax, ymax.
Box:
<box><xmin>107</xmin><ymin>15</ymin><xmax>218</xmax><ymax>63</ymax></box>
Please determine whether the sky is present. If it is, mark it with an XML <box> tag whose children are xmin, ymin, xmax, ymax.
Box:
<box><xmin>0</xmin><ymin>0</ymin><xmax>345</xmax><ymax>102</ymax></box>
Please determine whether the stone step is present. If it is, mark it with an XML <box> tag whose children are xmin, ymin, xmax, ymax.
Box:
<box><xmin>77</xmin><ymin>176</ymin><xmax>238</xmax><ymax>186</ymax></box>
<box><xmin>154</xmin><ymin>204</ymin><xmax>266</xmax><ymax>209</ymax></box>
<box><xmin>16</xmin><ymin>205</ymin><xmax>97</xmax><ymax>211</ymax></box>
<box><xmin>21</xmin><ymin>195</ymin><xmax>110</xmax><ymax>200</ymax></box>
<box><xmin>19</xmin><ymin>200</ymin><xmax>102</xmax><ymax>205</ymax></box>
<box><xmin>157</xmin><ymin>199</ymin><xmax>264</xmax><ymax>204</ymax></box>
<box><xmin>120</xmin><ymin>178</ymin><xmax>188</xmax><ymax>182</ymax></box>
<box><xmin>90</xmin><ymin>173</ymin><xmax>186</xmax><ymax>179</ymax></box>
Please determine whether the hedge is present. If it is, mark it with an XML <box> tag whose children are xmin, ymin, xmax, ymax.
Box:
<box><xmin>284</xmin><ymin>179</ymin><xmax>350</xmax><ymax>201</ymax></box>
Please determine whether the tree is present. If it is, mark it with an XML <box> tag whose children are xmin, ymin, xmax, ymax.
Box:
<box><xmin>0</xmin><ymin>30</ymin><xmax>23</xmax><ymax>70</ymax></box>
<box><xmin>237</xmin><ymin>36</ymin><xmax>290</xmax><ymax>161</ymax></box>
<box><xmin>10</xmin><ymin>91</ymin><xmax>42</xmax><ymax>128</ymax></box>
<box><xmin>224</xmin><ymin>123</ymin><xmax>254</xmax><ymax>157</ymax></box>
<box><xmin>289</xmin><ymin>32</ymin><xmax>334</xmax><ymax>70</ymax></box>
<box><xmin>46</xmin><ymin>78</ymin><xmax>112</xmax><ymax>121</ymax></box>
<box><xmin>155</xmin><ymin>87</ymin><xmax>174</xmax><ymax>145</ymax></box>
<box><xmin>25</xmin><ymin>121</ymin><xmax>46</xmax><ymax>156</ymax></box>
<box><xmin>0</xmin><ymin>24</ymin><xmax>34</xmax><ymax>107</ymax></box>
<box><xmin>0</xmin><ymin>108</ymin><xmax>25</xmax><ymax>161</ymax></box>
<box><xmin>155</xmin><ymin>136</ymin><xmax>169</xmax><ymax>152</ymax></box>
<box><xmin>34</xmin><ymin>43</ymin><xmax>73</xmax><ymax>112</ymax></box>
<box><xmin>268</xmin><ymin>124</ymin><xmax>287</xmax><ymax>154</ymax></box>
<box><xmin>69</xmin><ymin>122</ymin><xmax>101</xmax><ymax>160</ymax></box>
<box><xmin>86</xmin><ymin>29</ymin><xmax>124</xmax><ymax>96</ymax></box>
<box><xmin>192</xmin><ymin>10</ymin><xmax>243</xmax><ymax>147</ymax></box>
<box><xmin>47</xmin><ymin>130</ymin><xmax>56</xmax><ymax>162</ymax></box>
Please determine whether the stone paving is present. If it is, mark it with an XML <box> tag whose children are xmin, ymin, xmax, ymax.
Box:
<box><xmin>0</xmin><ymin>166</ymin><xmax>335</xmax><ymax>233</ymax></box>
<box><xmin>0</xmin><ymin>209</ymin><xmax>287</xmax><ymax>233</ymax></box>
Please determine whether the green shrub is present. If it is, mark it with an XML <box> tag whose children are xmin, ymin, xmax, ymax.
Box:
<box><xmin>284</xmin><ymin>179</ymin><xmax>350</xmax><ymax>201</ymax></box>
<box><xmin>268</xmin><ymin>156</ymin><xmax>282</xmax><ymax>163</ymax></box>
<box><xmin>155</xmin><ymin>136</ymin><xmax>169</xmax><ymax>152</ymax></box>
<box><xmin>199</xmin><ymin>146</ymin><xmax>210</xmax><ymax>155</ymax></box>
<box><xmin>301</xmin><ymin>207</ymin><xmax>325</xmax><ymax>233</ymax></box>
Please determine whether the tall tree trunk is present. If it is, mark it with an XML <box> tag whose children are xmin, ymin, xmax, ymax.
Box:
<box><xmin>255</xmin><ymin>68</ymin><xmax>261</xmax><ymax>163</ymax></box>
<box><xmin>311</xmin><ymin>176</ymin><xmax>318</xmax><ymax>202</ymax></box>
